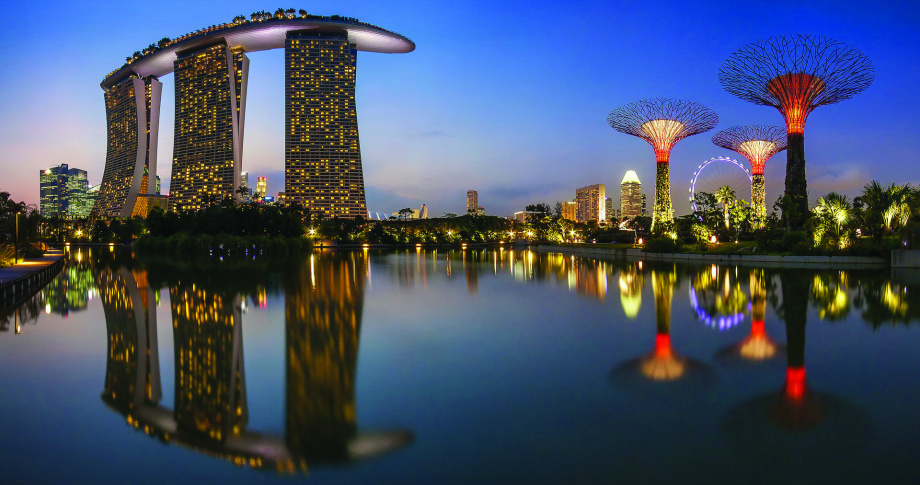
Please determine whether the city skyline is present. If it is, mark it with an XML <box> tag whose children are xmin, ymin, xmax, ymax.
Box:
<box><xmin>1</xmin><ymin>1</ymin><xmax>919</xmax><ymax>217</ymax></box>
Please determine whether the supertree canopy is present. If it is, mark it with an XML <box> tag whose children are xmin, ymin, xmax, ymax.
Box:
<box><xmin>712</xmin><ymin>125</ymin><xmax>788</xmax><ymax>228</ymax></box>
<box><xmin>719</xmin><ymin>35</ymin><xmax>874</xmax><ymax>229</ymax></box>
<box><xmin>607</xmin><ymin>98</ymin><xmax>718</xmax><ymax>231</ymax></box>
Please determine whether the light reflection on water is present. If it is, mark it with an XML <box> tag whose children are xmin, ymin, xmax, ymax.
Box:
<box><xmin>1</xmin><ymin>247</ymin><xmax>919</xmax><ymax>483</ymax></box>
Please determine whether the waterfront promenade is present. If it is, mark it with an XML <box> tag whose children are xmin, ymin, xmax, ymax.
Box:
<box><xmin>0</xmin><ymin>249</ymin><xmax>65</xmax><ymax>311</ymax></box>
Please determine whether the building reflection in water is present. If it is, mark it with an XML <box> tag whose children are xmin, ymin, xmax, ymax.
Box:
<box><xmin>171</xmin><ymin>280</ymin><xmax>247</xmax><ymax>442</ymax></box>
<box><xmin>618</xmin><ymin>262</ymin><xmax>643</xmax><ymax>319</ymax></box>
<box><xmin>611</xmin><ymin>265</ymin><xmax>715</xmax><ymax>392</ymax></box>
<box><xmin>98</xmin><ymin>251</ymin><xmax>412</xmax><ymax>474</ymax></box>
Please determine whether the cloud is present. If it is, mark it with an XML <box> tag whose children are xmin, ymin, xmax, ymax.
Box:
<box><xmin>808</xmin><ymin>164</ymin><xmax>871</xmax><ymax>200</ymax></box>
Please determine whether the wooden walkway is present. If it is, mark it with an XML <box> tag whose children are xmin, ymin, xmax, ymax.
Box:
<box><xmin>0</xmin><ymin>249</ymin><xmax>66</xmax><ymax>312</ymax></box>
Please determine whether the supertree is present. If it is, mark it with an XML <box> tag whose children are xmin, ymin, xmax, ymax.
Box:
<box><xmin>608</xmin><ymin>98</ymin><xmax>718</xmax><ymax>232</ymax></box>
<box><xmin>712</xmin><ymin>125</ymin><xmax>787</xmax><ymax>229</ymax></box>
<box><xmin>719</xmin><ymin>35</ymin><xmax>874</xmax><ymax>229</ymax></box>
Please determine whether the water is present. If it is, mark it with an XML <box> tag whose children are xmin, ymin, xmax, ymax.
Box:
<box><xmin>1</xmin><ymin>247</ymin><xmax>918</xmax><ymax>484</ymax></box>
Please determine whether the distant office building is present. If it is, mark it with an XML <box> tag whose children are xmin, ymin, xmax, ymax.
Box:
<box><xmin>284</xmin><ymin>31</ymin><xmax>366</xmax><ymax>219</ymax></box>
<box><xmin>513</xmin><ymin>210</ymin><xmax>538</xmax><ymax>224</ymax></box>
<box><xmin>240</xmin><ymin>171</ymin><xmax>252</xmax><ymax>202</ymax></box>
<box><xmin>170</xmin><ymin>42</ymin><xmax>247</xmax><ymax>211</ymax></box>
<box><xmin>419</xmin><ymin>204</ymin><xmax>429</xmax><ymax>219</ymax></box>
<box><xmin>256</xmin><ymin>176</ymin><xmax>267</xmax><ymax>200</ymax></box>
<box><xmin>605</xmin><ymin>197</ymin><xmax>613</xmax><ymax>220</ymax></box>
<box><xmin>576</xmin><ymin>184</ymin><xmax>606</xmax><ymax>223</ymax></box>
<box><xmin>466</xmin><ymin>190</ymin><xmax>484</xmax><ymax>215</ymax></box>
<box><xmin>561</xmin><ymin>200</ymin><xmax>577</xmax><ymax>221</ymax></box>
<box><xmin>155</xmin><ymin>175</ymin><xmax>161</xmax><ymax>195</ymax></box>
<box><xmin>40</xmin><ymin>164</ymin><xmax>91</xmax><ymax>219</ymax></box>
<box><xmin>619</xmin><ymin>170</ymin><xmax>646</xmax><ymax>221</ymax></box>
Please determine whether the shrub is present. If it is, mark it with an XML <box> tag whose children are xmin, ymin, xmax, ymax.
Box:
<box><xmin>644</xmin><ymin>237</ymin><xmax>681</xmax><ymax>253</ymax></box>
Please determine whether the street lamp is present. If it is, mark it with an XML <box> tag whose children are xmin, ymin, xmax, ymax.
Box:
<box><xmin>14</xmin><ymin>211</ymin><xmax>19</xmax><ymax>263</ymax></box>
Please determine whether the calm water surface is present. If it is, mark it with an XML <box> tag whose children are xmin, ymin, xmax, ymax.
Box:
<box><xmin>1</xmin><ymin>247</ymin><xmax>919</xmax><ymax>484</ymax></box>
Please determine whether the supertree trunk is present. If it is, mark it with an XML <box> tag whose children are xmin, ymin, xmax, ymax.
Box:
<box><xmin>751</xmin><ymin>174</ymin><xmax>766</xmax><ymax>229</ymax></box>
<box><xmin>783</xmin><ymin>133</ymin><xmax>808</xmax><ymax>229</ymax></box>
<box><xmin>653</xmin><ymin>161</ymin><xmax>674</xmax><ymax>232</ymax></box>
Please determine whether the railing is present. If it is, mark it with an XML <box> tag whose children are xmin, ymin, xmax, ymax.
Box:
<box><xmin>0</xmin><ymin>255</ymin><xmax>65</xmax><ymax>313</ymax></box>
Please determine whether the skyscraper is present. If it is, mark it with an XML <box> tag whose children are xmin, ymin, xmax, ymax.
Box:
<box><xmin>256</xmin><ymin>176</ymin><xmax>267</xmax><ymax>200</ymax></box>
<box><xmin>466</xmin><ymin>190</ymin><xmax>483</xmax><ymax>215</ymax></box>
<box><xmin>284</xmin><ymin>31</ymin><xmax>365</xmax><ymax>218</ymax></box>
<box><xmin>40</xmin><ymin>164</ymin><xmax>91</xmax><ymax>219</ymax></box>
<box><xmin>619</xmin><ymin>170</ymin><xmax>646</xmax><ymax>221</ymax></box>
<box><xmin>240</xmin><ymin>171</ymin><xmax>251</xmax><ymax>202</ymax></box>
<box><xmin>561</xmin><ymin>200</ymin><xmax>577</xmax><ymax>221</ymax></box>
<box><xmin>576</xmin><ymin>184</ymin><xmax>606</xmax><ymax>222</ymax></box>
<box><xmin>170</xmin><ymin>42</ymin><xmax>247</xmax><ymax>211</ymax></box>
<box><xmin>93</xmin><ymin>76</ymin><xmax>162</xmax><ymax>218</ymax></box>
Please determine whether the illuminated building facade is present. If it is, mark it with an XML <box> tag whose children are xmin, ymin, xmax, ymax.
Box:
<box><xmin>240</xmin><ymin>171</ymin><xmax>252</xmax><ymax>202</ymax></box>
<box><xmin>466</xmin><ymin>190</ymin><xmax>482</xmax><ymax>215</ymax></box>
<box><xmin>98</xmin><ymin>16</ymin><xmax>412</xmax><ymax>218</ymax></box>
<box><xmin>93</xmin><ymin>76</ymin><xmax>162</xmax><ymax>218</ymax></box>
<box><xmin>619</xmin><ymin>170</ymin><xmax>646</xmax><ymax>221</ymax></box>
<box><xmin>561</xmin><ymin>200</ymin><xmax>577</xmax><ymax>221</ymax></box>
<box><xmin>256</xmin><ymin>176</ymin><xmax>267</xmax><ymax>200</ymax></box>
<box><xmin>575</xmin><ymin>184</ymin><xmax>606</xmax><ymax>223</ymax></box>
<box><xmin>170</xmin><ymin>42</ymin><xmax>248</xmax><ymax>211</ymax></box>
<box><xmin>40</xmin><ymin>164</ymin><xmax>91</xmax><ymax>219</ymax></box>
<box><xmin>283</xmin><ymin>31</ymin><xmax>365</xmax><ymax>218</ymax></box>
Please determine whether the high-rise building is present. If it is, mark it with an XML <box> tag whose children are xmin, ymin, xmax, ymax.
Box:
<box><xmin>255</xmin><ymin>176</ymin><xmax>267</xmax><ymax>200</ymax></box>
<box><xmin>576</xmin><ymin>184</ymin><xmax>606</xmax><ymax>223</ymax></box>
<box><xmin>240</xmin><ymin>171</ymin><xmax>251</xmax><ymax>202</ymax></box>
<box><xmin>466</xmin><ymin>190</ymin><xmax>478</xmax><ymax>214</ymax></box>
<box><xmin>93</xmin><ymin>75</ymin><xmax>162</xmax><ymax>218</ymax></box>
<box><xmin>170</xmin><ymin>42</ymin><xmax>247</xmax><ymax>211</ymax></box>
<box><xmin>40</xmin><ymin>164</ymin><xmax>91</xmax><ymax>219</ymax></box>
<box><xmin>466</xmin><ymin>190</ymin><xmax>484</xmax><ymax>215</ymax></box>
<box><xmin>284</xmin><ymin>31</ymin><xmax>365</xmax><ymax>219</ymax></box>
<box><xmin>619</xmin><ymin>170</ymin><xmax>646</xmax><ymax>221</ymax></box>
<box><xmin>561</xmin><ymin>200</ymin><xmax>577</xmax><ymax>221</ymax></box>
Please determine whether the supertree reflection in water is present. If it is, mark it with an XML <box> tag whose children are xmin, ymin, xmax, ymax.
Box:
<box><xmin>714</xmin><ymin>269</ymin><xmax>783</xmax><ymax>365</ymax></box>
<box><xmin>723</xmin><ymin>269</ymin><xmax>869</xmax><ymax>459</ymax></box>
<box><xmin>611</xmin><ymin>265</ymin><xmax>715</xmax><ymax>394</ymax></box>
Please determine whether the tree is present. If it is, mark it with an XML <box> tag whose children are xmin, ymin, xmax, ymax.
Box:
<box><xmin>812</xmin><ymin>192</ymin><xmax>852</xmax><ymax>249</ymax></box>
<box><xmin>398</xmin><ymin>208</ymin><xmax>413</xmax><ymax>221</ymax></box>
<box><xmin>553</xmin><ymin>201</ymin><xmax>563</xmax><ymax>218</ymax></box>
<box><xmin>884</xmin><ymin>183</ymin><xmax>913</xmax><ymax>231</ymax></box>
<box><xmin>441</xmin><ymin>212</ymin><xmax>458</xmax><ymax>219</ymax></box>
<box><xmin>714</xmin><ymin>186</ymin><xmax>736</xmax><ymax>231</ymax></box>
<box><xmin>525</xmin><ymin>203</ymin><xmax>551</xmax><ymax>223</ymax></box>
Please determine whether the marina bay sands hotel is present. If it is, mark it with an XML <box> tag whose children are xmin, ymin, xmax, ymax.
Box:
<box><xmin>92</xmin><ymin>13</ymin><xmax>414</xmax><ymax>219</ymax></box>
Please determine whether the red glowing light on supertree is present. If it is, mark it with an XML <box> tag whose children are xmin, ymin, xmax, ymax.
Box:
<box><xmin>711</xmin><ymin>125</ymin><xmax>787</xmax><ymax>175</ymax></box>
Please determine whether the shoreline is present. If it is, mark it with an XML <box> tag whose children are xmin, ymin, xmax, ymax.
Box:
<box><xmin>536</xmin><ymin>244</ymin><xmax>889</xmax><ymax>268</ymax></box>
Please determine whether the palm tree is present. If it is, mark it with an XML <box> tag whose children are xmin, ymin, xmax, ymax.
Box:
<box><xmin>884</xmin><ymin>183</ymin><xmax>913</xmax><ymax>231</ymax></box>
<box><xmin>812</xmin><ymin>192</ymin><xmax>852</xmax><ymax>249</ymax></box>
<box><xmin>858</xmin><ymin>181</ymin><xmax>890</xmax><ymax>239</ymax></box>
<box><xmin>714</xmin><ymin>186</ymin><xmax>736</xmax><ymax>231</ymax></box>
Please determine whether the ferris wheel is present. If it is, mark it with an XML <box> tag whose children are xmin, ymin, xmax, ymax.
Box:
<box><xmin>689</xmin><ymin>156</ymin><xmax>752</xmax><ymax>215</ymax></box>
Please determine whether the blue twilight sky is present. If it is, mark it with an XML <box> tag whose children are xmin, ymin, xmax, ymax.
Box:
<box><xmin>0</xmin><ymin>0</ymin><xmax>918</xmax><ymax>217</ymax></box>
